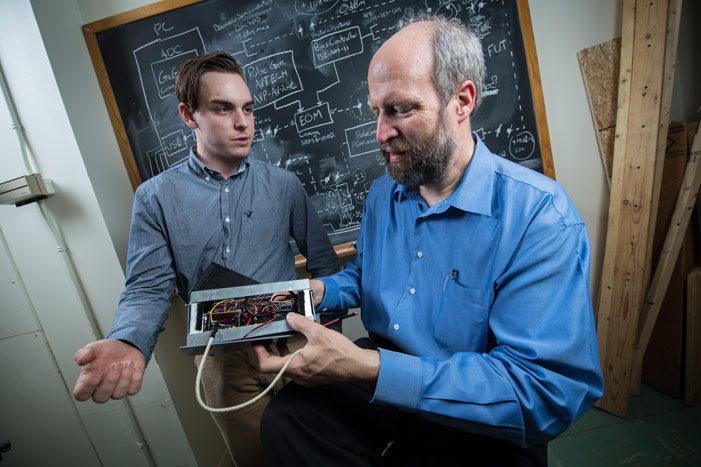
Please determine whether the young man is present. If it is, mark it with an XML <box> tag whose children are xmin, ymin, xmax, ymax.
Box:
<box><xmin>72</xmin><ymin>52</ymin><xmax>341</xmax><ymax>467</ymax></box>
<box><xmin>255</xmin><ymin>16</ymin><xmax>604</xmax><ymax>466</ymax></box>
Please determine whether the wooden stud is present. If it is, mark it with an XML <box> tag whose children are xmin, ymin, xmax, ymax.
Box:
<box><xmin>631</xmin><ymin>125</ymin><xmax>701</xmax><ymax>394</ymax></box>
<box><xmin>639</xmin><ymin>0</ymin><xmax>684</xmax><ymax>354</ymax></box>
<box><xmin>595</xmin><ymin>0</ymin><xmax>672</xmax><ymax>417</ymax></box>
<box><xmin>517</xmin><ymin>0</ymin><xmax>556</xmax><ymax>180</ymax></box>
<box><xmin>595</xmin><ymin>0</ymin><xmax>636</xmax><ymax>330</ymax></box>
<box><xmin>639</xmin><ymin>121</ymin><xmax>687</xmax><ymax>397</ymax></box>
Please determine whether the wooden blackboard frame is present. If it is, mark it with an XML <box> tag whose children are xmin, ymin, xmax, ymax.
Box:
<box><xmin>83</xmin><ymin>0</ymin><xmax>554</xmax><ymax>263</ymax></box>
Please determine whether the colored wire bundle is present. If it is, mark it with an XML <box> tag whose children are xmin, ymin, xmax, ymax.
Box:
<box><xmin>207</xmin><ymin>295</ymin><xmax>294</xmax><ymax>335</ymax></box>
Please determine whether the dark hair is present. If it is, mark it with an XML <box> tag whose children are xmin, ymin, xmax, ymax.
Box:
<box><xmin>175</xmin><ymin>51</ymin><xmax>245</xmax><ymax>110</ymax></box>
<box><xmin>396</xmin><ymin>14</ymin><xmax>486</xmax><ymax>115</ymax></box>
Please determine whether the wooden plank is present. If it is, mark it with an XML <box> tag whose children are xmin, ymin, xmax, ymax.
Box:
<box><xmin>578</xmin><ymin>38</ymin><xmax>621</xmax><ymax>185</ymax></box>
<box><xmin>639</xmin><ymin>0</ymin><xmax>684</xmax><ymax>342</ymax></box>
<box><xmin>685</xmin><ymin>268</ymin><xmax>701</xmax><ymax>405</ymax></box>
<box><xmin>294</xmin><ymin>241</ymin><xmax>357</xmax><ymax>269</ymax></box>
<box><xmin>518</xmin><ymin>0</ymin><xmax>556</xmax><ymax>180</ymax></box>
<box><xmin>640</xmin><ymin>121</ymin><xmax>687</xmax><ymax>397</ymax></box>
<box><xmin>595</xmin><ymin>0</ymin><xmax>671</xmax><ymax>417</ymax></box>
<box><xmin>631</xmin><ymin>125</ymin><xmax>701</xmax><ymax>394</ymax></box>
<box><xmin>595</xmin><ymin>0</ymin><xmax>636</xmax><ymax>329</ymax></box>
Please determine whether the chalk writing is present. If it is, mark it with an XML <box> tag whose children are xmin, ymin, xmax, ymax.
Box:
<box><xmin>97</xmin><ymin>0</ymin><xmax>543</xmax><ymax>246</ymax></box>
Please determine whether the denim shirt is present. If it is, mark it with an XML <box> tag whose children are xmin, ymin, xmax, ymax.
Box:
<box><xmin>108</xmin><ymin>149</ymin><xmax>340</xmax><ymax>363</ymax></box>
<box><xmin>320</xmin><ymin>136</ymin><xmax>604</xmax><ymax>447</ymax></box>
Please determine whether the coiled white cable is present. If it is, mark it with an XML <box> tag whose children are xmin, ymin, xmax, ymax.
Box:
<box><xmin>195</xmin><ymin>334</ymin><xmax>303</xmax><ymax>413</ymax></box>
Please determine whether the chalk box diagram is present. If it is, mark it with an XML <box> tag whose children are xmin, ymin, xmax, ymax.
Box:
<box><xmin>100</xmin><ymin>0</ymin><xmax>544</xmax><ymax>247</ymax></box>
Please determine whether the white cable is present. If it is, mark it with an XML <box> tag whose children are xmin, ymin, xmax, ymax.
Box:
<box><xmin>195</xmin><ymin>336</ymin><xmax>303</xmax><ymax>413</ymax></box>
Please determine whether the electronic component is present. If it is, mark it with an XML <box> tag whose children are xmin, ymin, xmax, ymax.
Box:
<box><xmin>0</xmin><ymin>173</ymin><xmax>54</xmax><ymax>206</ymax></box>
<box><xmin>181</xmin><ymin>279</ymin><xmax>315</xmax><ymax>355</ymax></box>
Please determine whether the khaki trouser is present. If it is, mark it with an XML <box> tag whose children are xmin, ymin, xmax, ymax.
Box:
<box><xmin>194</xmin><ymin>336</ymin><xmax>306</xmax><ymax>467</ymax></box>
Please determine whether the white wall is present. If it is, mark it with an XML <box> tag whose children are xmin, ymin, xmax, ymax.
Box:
<box><xmin>0</xmin><ymin>0</ymin><xmax>204</xmax><ymax>465</ymax></box>
<box><xmin>1</xmin><ymin>0</ymin><xmax>696</xmax><ymax>465</ymax></box>
<box><xmin>528</xmin><ymin>0</ymin><xmax>621</xmax><ymax>297</ymax></box>
<box><xmin>32</xmin><ymin>0</ymin><xmax>137</xmax><ymax>272</ymax></box>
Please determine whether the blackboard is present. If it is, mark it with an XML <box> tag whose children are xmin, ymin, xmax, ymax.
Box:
<box><xmin>83</xmin><ymin>0</ymin><xmax>553</xmax><ymax>254</ymax></box>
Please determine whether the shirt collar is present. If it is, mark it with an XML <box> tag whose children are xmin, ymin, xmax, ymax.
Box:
<box><xmin>391</xmin><ymin>134</ymin><xmax>494</xmax><ymax>216</ymax></box>
<box><xmin>186</xmin><ymin>147</ymin><xmax>249</xmax><ymax>180</ymax></box>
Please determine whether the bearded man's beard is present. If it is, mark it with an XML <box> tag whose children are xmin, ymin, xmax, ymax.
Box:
<box><xmin>381</xmin><ymin>111</ymin><xmax>457</xmax><ymax>188</ymax></box>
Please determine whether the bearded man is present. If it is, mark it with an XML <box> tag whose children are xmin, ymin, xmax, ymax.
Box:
<box><xmin>254</xmin><ymin>14</ymin><xmax>604</xmax><ymax>467</ymax></box>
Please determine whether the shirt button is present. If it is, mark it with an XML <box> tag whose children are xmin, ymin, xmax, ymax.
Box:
<box><xmin>225</xmin><ymin>187</ymin><xmax>230</xmax><ymax>193</ymax></box>
<box><xmin>225</xmin><ymin>247</ymin><xmax>231</xmax><ymax>254</ymax></box>
<box><xmin>393</xmin><ymin>324</ymin><xmax>399</xmax><ymax>331</ymax></box>
<box><xmin>225</xmin><ymin>217</ymin><xmax>231</xmax><ymax>223</ymax></box>
<box><xmin>410</xmin><ymin>288</ymin><xmax>416</xmax><ymax>294</ymax></box>
<box><xmin>205</xmin><ymin>176</ymin><xmax>210</xmax><ymax>182</ymax></box>
<box><xmin>417</xmin><ymin>251</ymin><xmax>423</xmax><ymax>258</ymax></box>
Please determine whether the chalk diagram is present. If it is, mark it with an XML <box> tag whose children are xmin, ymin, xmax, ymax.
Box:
<box><xmin>462</xmin><ymin>1</ymin><xmax>540</xmax><ymax>167</ymax></box>
<box><xmin>133</xmin><ymin>28</ymin><xmax>207</xmax><ymax>179</ymax></box>
<box><xmin>118</xmin><ymin>0</ymin><xmax>542</xmax><ymax>245</ymax></box>
<box><xmin>236</xmin><ymin>8</ymin><xmax>388</xmax><ymax>240</ymax></box>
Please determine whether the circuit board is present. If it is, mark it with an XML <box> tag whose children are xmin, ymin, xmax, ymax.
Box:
<box><xmin>181</xmin><ymin>279</ymin><xmax>314</xmax><ymax>355</ymax></box>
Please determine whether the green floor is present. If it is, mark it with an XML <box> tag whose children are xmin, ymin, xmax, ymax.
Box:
<box><xmin>548</xmin><ymin>385</ymin><xmax>701</xmax><ymax>466</ymax></box>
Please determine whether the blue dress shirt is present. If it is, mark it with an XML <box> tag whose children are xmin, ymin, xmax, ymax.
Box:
<box><xmin>320</xmin><ymin>136</ymin><xmax>604</xmax><ymax>447</ymax></box>
<box><xmin>108</xmin><ymin>149</ymin><xmax>340</xmax><ymax>363</ymax></box>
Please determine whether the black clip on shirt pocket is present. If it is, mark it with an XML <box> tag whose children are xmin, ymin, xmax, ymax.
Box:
<box><xmin>443</xmin><ymin>268</ymin><xmax>458</xmax><ymax>291</ymax></box>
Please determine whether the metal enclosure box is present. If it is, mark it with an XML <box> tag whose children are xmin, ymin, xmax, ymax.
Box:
<box><xmin>181</xmin><ymin>279</ymin><xmax>314</xmax><ymax>355</ymax></box>
<box><xmin>0</xmin><ymin>173</ymin><xmax>53</xmax><ymax>206</ymax></box>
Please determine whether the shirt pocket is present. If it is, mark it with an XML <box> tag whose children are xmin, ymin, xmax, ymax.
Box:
<box><xmin>433</xmin><ymin>270</ymin><xmax>491</xmax><ymax>353</ymax></box>
<box><xmin>240</xmin><ymin>215</ymin><xmax>285</xmax><ymax>252</ymax></box>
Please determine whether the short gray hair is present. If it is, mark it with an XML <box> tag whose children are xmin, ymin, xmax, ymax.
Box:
<box><xmin>396</xmin><ymin>14</ymin><xmax>486</xmax><ymax>115</ymax></box>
